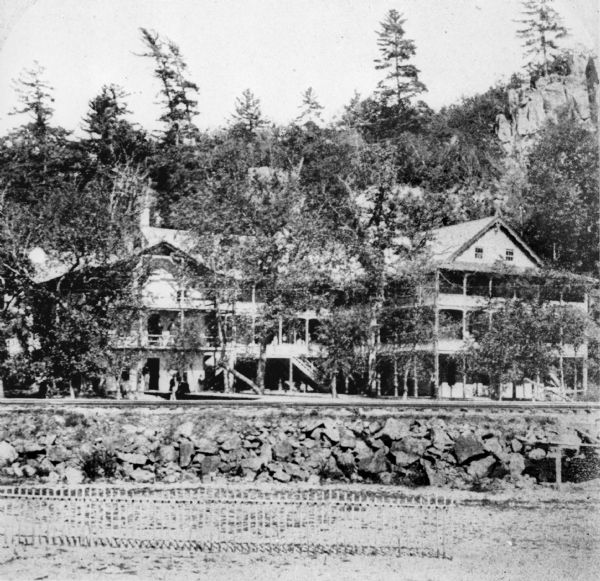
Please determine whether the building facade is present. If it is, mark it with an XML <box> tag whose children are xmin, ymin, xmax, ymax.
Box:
<box><xmin>107</xmin><ymin>216</ymin><xmax>592</xmax><ymax>400</ymax></box>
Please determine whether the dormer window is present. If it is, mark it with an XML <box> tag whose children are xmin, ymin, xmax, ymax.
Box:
<box><xmin>474</xmin><ymin>247</ymin><xmax>483</xmax><ymax>260</ymax></box>
<box><xmin>176</xmin><ymin>290</ymin><xmax>188</xmax><ymax>302</ymax></box>
<box><xmin>505</xmin><ymin>249</ymin><xmax>514</xmax><ymax>262</ymax></box>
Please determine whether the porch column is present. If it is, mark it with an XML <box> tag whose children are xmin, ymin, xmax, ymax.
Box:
<box><xmin>488</xmin><ymin>277</ymin><xmax>493</xmax><ymax>330</ymax></box>
<box><xmin>559</xmin><ymin>291</ymin><xmax>565</xmax><ymax>394</ymax></box>
<box><xmin>199</xmin><ymin>353</ymin><xmax>206</xmax><ymax>386</ymax></box>
<box><xmin>412</xmin><ymin>359</ymin><xmax>419</xmax><ymax>398</ymax></box>
<box><xmin>433</xmin><ymin>271</ymin><xmax>440</xmax><ymax>398</ymax></box>
<box><xmin>251</xmin><ymin>285</ymin><xmax>257</xmax><ymax>344</ymax></box>
<box><xmin>583</xmin><ymin>292</ymin><xmax>589</xmax><ymax>394</ymax></box>
<box><xmin>133</xmin><ymin>359</ymin><xmax>144</xmax><ymax>397</ymax></box>
<box><xmin>139</xmin><ymin>312</ymin><xmax>145</xmax><ymax>347</ymax></box>
<box><xmin>462</xmin><ymin>274</ymin><xmax>469</xmax><ymax>340</ymax></box>
<box><xmin>305</xmin><ymin>317</ymin><xmax>310</xmax><ymax>347</ymax></box>
<box><xmin>278</xmin><ymin>316</ymin><xmax>283</xmax><ymax>344</ymax></box>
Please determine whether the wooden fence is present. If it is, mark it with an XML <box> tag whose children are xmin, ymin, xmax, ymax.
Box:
<box><xmin>0</xmin><ymin>484</ymin><xmax>454</xmax><ymax>558</ymax></box>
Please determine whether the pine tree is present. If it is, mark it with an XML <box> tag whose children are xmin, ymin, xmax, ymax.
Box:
<box><xmin>231</xmin><ymin>89</ymin><xmax>265</xmax><ymax>135</ymax></box>
<box><xmin>83</xmin><ymin>85</ymin><xmax>149</xmax><ymax>166</ymax></box>
<box><xmin>339</xmin><ymin>90</ymin><xmax>364</xmax><ymax>129</ymax></box>
<box><xmin>296</xmin><ymin>87</ymin><xmax>324</xmax><ymax>125</ymax></box>
<box><xmin>516</xmin><ymin>0</ymin><xmax>568</xmax><ymax>77</ymax></box>
<box><xmin>374</xmin><ymin>10</ymin><xmax>426</xmax><ymax>109</ymax></box>
<box><xmin>139</xmin><ymin>28</ymin><xmax>199</xmax><ymax>144</ymax></box>
<box><xmin>83</xmin><ymin>84</ymin><xmax>130</xmax><ymax>139</ymax></box>
<box><xmin>10</xmin><ymin>62</ymin><xmax>55</xmax><ymax>136</ymax></box>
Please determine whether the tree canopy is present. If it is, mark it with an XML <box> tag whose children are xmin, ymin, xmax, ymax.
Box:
<box><xmin>0</xmin><ymin>10</ymin><xmax>597</xmax><ymax>397</ymax></box>
<box><xmin>516</xmin><ymin>0</ymin><xmax>568</xmax><ymax>77</ymax></box>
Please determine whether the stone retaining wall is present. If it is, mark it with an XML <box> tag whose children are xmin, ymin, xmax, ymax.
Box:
<box><xmin>0</xmin><ymin>406</ymin><xmax>598</xmax><ymax>489</ymax></box>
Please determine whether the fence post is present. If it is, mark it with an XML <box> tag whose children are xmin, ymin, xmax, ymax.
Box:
<box><xmin>554</xmin><ymin>446</ymin><xmax>563</xmax><ymax>489</ymax></box>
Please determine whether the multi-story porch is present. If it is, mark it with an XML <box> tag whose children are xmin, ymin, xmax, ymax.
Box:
<box><xmin>110</xmin><ymin>216</ymin><xmax>594</xmax><ymax>400</ymax></box>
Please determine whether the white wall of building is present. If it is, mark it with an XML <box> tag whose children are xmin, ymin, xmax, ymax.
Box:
<box><xmin>455</xmin><ymin>228</ymin><xmax>536</xmax><ymax>268</ymax></box>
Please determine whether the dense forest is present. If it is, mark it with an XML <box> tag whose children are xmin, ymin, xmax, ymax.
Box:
<box><xmin>0</xmin><ymin>3</ymin><xmax>598</xmax><ymax>396</ymax></box>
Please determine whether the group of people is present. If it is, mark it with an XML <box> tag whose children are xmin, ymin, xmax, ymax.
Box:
<box><xmin>168</xmin><ymin>372</ymin><xmax>190</xmax><ymax>400</ymax></box>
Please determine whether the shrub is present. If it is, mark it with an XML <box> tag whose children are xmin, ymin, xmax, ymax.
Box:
<box><xmin>81</xmin><ymin>448</ymin><xmax>117</xmax><ymax>480</ymax></box>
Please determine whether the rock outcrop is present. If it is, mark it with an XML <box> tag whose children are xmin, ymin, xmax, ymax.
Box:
<box><xmin>496</xmin><ymin>53</ymin><xmax>598</xmax><ymax>157</ymax></box>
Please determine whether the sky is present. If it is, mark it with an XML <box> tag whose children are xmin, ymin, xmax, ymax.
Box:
<box><xmin>0</xmin><ymin>0</ymin><xmax>597</xmax><ymax>135</ymax></box>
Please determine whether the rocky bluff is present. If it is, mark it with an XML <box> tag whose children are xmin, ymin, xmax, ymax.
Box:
<box><xmin>0</xmin><ymin>406</ymin><xmax>598</xmax><ymax>490</ymax></box>
<box><xmin>496</xmin><ymin>52</ymin><xmax>598</xmax><ymax>157</ymax></box>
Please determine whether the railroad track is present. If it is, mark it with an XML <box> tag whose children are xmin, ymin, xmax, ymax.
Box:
<box><xmin>1</xmin><ymin>397</ymin><xmax>599</xmax><ymax>413</ymax></box>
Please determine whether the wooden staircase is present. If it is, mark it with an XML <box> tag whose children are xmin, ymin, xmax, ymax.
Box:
<box><xmin>291</xmin><ymin>356</ymin><xmax>323</xmax><ymax>391</ymax></box>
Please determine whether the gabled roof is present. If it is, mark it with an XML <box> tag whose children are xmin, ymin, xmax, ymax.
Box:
<box><xmin>38</xmin><ymin>240</ymin><xmax>217</xmax><ymax>289</ymax></box>
<box><xmin>140</xmin><ymin>226</ymin><xmax>198</xmax><ymax>256</ymax></box>
<box><xmin>141</xmin><ymin>240</ymin><xmax>210</xmax><ymax>274</ymax></box>
<box><xmin>429</xmin><ymin>216</ymin><xmax>543</xmax><ymax>267</ymax></box>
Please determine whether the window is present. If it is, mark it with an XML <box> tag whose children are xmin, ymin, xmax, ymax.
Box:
<box><xmin>505</xmin><ymin>249</ymin><xmax>514</xmax><ymax>262</ymax></box>
<box><xmin>474</xmin><ymin>247</ymin><xmax>483</xmax><ymax>260</ymax></box>
<box><xmin>176</xmin><ymin>289</ymin><xmax>188</xmax><ymax>302</ymax></box>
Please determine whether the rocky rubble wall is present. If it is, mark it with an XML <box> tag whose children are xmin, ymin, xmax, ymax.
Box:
<box><xmin>0</xmin><ymin>406</ymin><xmax>599</xmax><ymax>490</ymax></box>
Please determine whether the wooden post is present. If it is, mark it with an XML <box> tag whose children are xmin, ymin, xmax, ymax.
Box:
<box><xmin>179</xmin><ymin>297</ymin><xmax>185</xmax><ymax>333</ymax></box>
<box><xmin>559</xmin><ymin>352</ymin><xmax>565</xmax><ymax>395</ymax></box>
<box><xmin>555</xmin><ymin>446</ymin><xmax>562</xmax><ymax>489</ymax></box>
<box><xmin>288</xmin><ymin>357</ymin><xmax>294</xmax><ymax>392</ymax></box>
<box><xmin>278</xmin><ymin>316</ymin><xmax>283</xmax><ymax>344</ymax></box>
<box><xmin>462</xmin><ymin>274</ymin><xmax>468</xmax><ymax>342</ymax></box>
<box><xmin>433</xmin><ymin>271</ymin><xmax>440</xmax><ymax>399</ymax></box>
<box><xmin>305</xmin><ymin>317</ymin><xmax>310</xmax><ymax>347</ymax></box>
<box><xmin>139</xmin><ymin>312</ymin><xmax>145</xmax><ymax>347</ymax></box>
<box><xmin>393</xmin><ymin>358</ymin><xmax>399</xmax><ymax>398</ymax></box>
<box><xmin>412</xmin><ymin>359</ymin><xmax>418</xmax><ymax>398</ymax></box>
<box><xmin>559</xmin><ymin>291</ymin><xmax>565</xmax><ymax>395</ymax></box>
<box><xmin>583</xmin><ymin>292</ymin><xmax>589</xmax><ymax>394</ymax></box>
<box><xmin>133</xmin><ymin>365</ymin><xmax>141</xmax><ymax>397</ymax></box>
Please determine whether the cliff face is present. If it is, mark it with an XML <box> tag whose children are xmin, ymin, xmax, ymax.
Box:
<box><xmin>496</xmin><ymin>53</ymin><xmax>598</xmax><ymax>157</ymax></box>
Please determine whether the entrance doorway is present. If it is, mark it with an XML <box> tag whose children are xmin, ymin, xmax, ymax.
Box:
<box><xmin>144</xmin><ymin>358</ymin><xmax>160</xmax><ymax>390</ymax></box>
